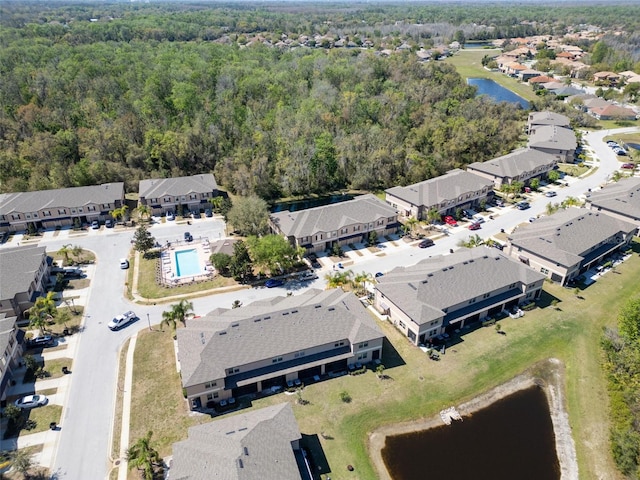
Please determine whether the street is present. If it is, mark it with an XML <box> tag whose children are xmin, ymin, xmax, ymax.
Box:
<box><xmin>2</xmin><ymin>126</ymin><xmax>635</xmax><ymax>479</ymax></box>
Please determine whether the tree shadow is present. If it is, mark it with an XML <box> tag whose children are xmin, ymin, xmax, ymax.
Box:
<box><xmin>536</xmin><ymin>290</ymin><xmax>561</xmax><ymax>309</ymax></box>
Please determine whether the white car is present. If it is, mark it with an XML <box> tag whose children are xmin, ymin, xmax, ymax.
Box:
<box><xmin>545</xmin><ymin>191</ymin><xmax>557</xmax><ymax>197</ymax></box>
<box><xmin>299</xmin><ymin>271</ymin><xmax>318</xmax><ymax>281</ymax></box>
<box><xmin>108</xmin><ymin>311</ymin><xmax>137</xmax><ymax>331</ymax></box>
<box><xmin>15</xmin><ymin>394</ymin><xmax>48</xmax><ymax>409</ymax></box>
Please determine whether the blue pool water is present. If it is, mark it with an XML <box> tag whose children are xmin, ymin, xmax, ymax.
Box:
<box><xmin>467</xmin><ymin>78</ymin><xmax>530</xmax><ymax>109</ymax></box>
<box><xmin>175</xmin><ymin>249</ymin><xmax>202</xmax><ymax>277</ymax></box>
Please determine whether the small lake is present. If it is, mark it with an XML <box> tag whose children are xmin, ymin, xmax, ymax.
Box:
<box><xmin>468</xmin><ymin>78</ymin><xmax>530</xmax><ymax>109</ymax></box>
<box><xmin>464</xmin><ymin>42</ymin><xmax>497</xmax><ymax>49</ymax></box>
<box><xmin>270</xmin><ymin>193</ymin><xmax>355</xmax><ymax>213</ymax></box>
<box><xmin>627</xmin><ymin>143</ymin><xmax>640</xmax><ymax>151</ymax></box>
<box><xmin>382</xmin><ymin>386</ymin><xmax>560</xmax><ymax>480</ymax></box>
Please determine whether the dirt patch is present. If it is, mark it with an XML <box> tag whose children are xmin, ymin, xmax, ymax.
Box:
<box><xmin>368</xmin><ymin>358</ymin><xmax>578</xmax><ymax>480</ymax></box>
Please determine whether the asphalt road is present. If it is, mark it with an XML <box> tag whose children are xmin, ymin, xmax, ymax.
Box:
<box><xmin>36</xmin><ymin>125</ymin><xmax>637</xmax><ymax>479</ymax></box>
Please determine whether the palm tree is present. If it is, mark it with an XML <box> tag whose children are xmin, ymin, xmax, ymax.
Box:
<box><xmin>137</xmin><ymin>204</ymin><xmax>151</xmax><ymax>222</ymax></box>
<box><xmin>561</xmin><ymin>196</ymin><xmax>582</xmax><ymax>208</ymax></box>
<box><xmin>71</xmin><ymin>245</ymin><xmax>84</xmax><ymax>263</ymax></box>
<box><xmin>58</xmin><ymin>244</ymin><xmax>72</xmax><ymax>265</ymax></box>
<box><xmin>209</xmin><ymin>196</ymin><xmax>223</xmax><ymax>213</ymax></box>
<box><xmin>161</xmin><ymin>300</ymin><xmax>194</xmax><ymax>337</ymax></box>
<box><xmin>545</xmin><ymin>202</ymin><xmax>560</xmax><ymax>216</ymax></box>
<box><xmin>29</xmin><ymin>291</ymin><xmax>57</xmax><ymax>335</ymax></box>
<box><xmin>404</xmin><ymin>217</ymin><xmax>418</xmax><ymax>238</ymax></box>
<box><xmin>353</xmin><ymin>271</ymin><xmax>373</xmax><ymax>295</ymax></box>
<box><xmin>324</xmin><ymin>270</ymin><xmax>353</xmax><ymax>289</ymax></box>
<box><xmin>457</xmin><ymin>234</ymin><xmax>484</xmax><ymax>249</ymax></box>
<box><xmin>426</xmin><ymin>208</ymin><xmax>441</xmax><ymax>229</ymax></box>
<box><xmin>126</xmin><ymin>431</ymin><xmax>161</xmax><ymax>480</ymax></box>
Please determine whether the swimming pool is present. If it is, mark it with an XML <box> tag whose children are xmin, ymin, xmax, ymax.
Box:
<box><xmin>175</xmin><ymin>249</ymin><xmax>203</xmax><ymax>277</ymax></box>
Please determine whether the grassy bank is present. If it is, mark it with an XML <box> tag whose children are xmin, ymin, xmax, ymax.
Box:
<box><xmin>444</xmin><ymin>48</ymin><xmax>537</xmax><ymax>103</ymax></box>
<box><xmin>127</xmin><ymin>242</ymin><xmax>640</xmax><ymax>479</ymax></box>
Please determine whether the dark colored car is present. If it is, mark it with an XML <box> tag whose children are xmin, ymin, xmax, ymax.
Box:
<box><xmin>184</xmin><ymin>231</ymin><xmax>193</xmax><ymax>242</ymax></box>
<box><xmin>375</xmin><ymin>272</ymin><xmax>384</xmax><ymax>278</ymax></box>
<box><xmin>307</xmin><ymin>254</ymin><xmax>321</xmax><ymax>269</ymax></box>
<box><xmin>191</xmin><ymin>210</ymin><xmax>201</xmax><ymax>219</ymax></box>
<box><xmin>418</xmin><ymin>238</ymin><xmax>434</xmax><ymax>248</ymax></box>
<box><xmin>516</xmin><ymin>202</ymin><xmax>531</xmax><ymax>210</ymax></box>
<box><xmin>621</xmin><ymin>163</ymin><xmax>635</xmax><ymax>169</ymax></box>
<box><xmin>265</xmin><ymin>278</ymin><xmax>284</xmax><ymax>288</ymax></box>
<box><xmin>105</xmin><ymin>219</ymin><xmax>114</xmax><ymax>228</ymax></box>
<box><xmin>204</xmin><ymin>209</ymin><xmax>213</xmax><ymax>217</ymax></box>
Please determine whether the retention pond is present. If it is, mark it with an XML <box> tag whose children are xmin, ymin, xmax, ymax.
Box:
<box><xmin>381</xmin><ymin>385</ymin><xmax>561</xmax><ymax>480</ymax></box>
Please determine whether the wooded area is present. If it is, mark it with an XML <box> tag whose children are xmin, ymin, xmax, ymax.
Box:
<box><xmin>0</xmin><ymin>2</ymin><xmax>639</xmax><ymax>199</ymax></box>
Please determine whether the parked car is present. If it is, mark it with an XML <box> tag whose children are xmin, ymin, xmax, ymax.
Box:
<box><xmin>462</xmin><ymin>209</ymin><xmax>478</xmax><ymax>219</ymax></box>
<box><xmin>468</xmin><ymin>222</ymin><xmax>481</xmax><ymax>231</ymax></box>
<box><xmin>299</xmin><ymin>271</ymin><xmax>318</xmax><ymax>281</ymax></box>
<box><xmin>615</xmin><ymin>149</ymin><xmax>627</xmax><ymax>156</ymax></box>
<box><xmin>375</xmin><ymin>272</ymin><xmax>384</xmax><ymax>278</ymax></box>
<box><xmin>184</xmin><ymin>231</ymin><xmax>193</xmax><ymax>242</ymax></box>
<box><xmin>265</xmin><ymin>278</ymin><xmax>284</xmax><ymax>288</ymax></box>
<box><xmin>608</xmin><ymin>141</ymin><xmax>620</xmax><ymax>148</ymax></box>
<box><xmin>105</xmin><ymin>219</ymin><xmax>114</xmax><ymax>228</ymax></box>
<box><xmin>91</xmin><ymin>220</ymin><xmax>100</xmax><ymax>229</ymax></box>
<box><xmin>443</xmin><ymin>215</ymin><xmax>458</xmax><ymax>226</ymax></box>
<box><xmin>418</xmin><ymin>238</ymin><xmax>434</xmax><ymax>248</ymax></box>
<box><xmin>529</xmin><ymin>217</ymin><xmax>537</xmax><ymax>223</ymax></box>
<box><xmin>204</xmin><ymin>209</ymin><xmax>213</xmax><ymax>218</ymax></box>
<box><xmin>27</xmin><ymin>335</ymin><xmax>54</xmax><ymax>348</ymax></box>
<box><xmin>63</xmin><ymin>267</ymin><xmax>84</xmax><ymax>278</ymax></box>
<box><xmin>191</xmin><ymin>210</ymin><xmax>201</xmax><ymax>219</ymax></box>
<box><xmin>545</xmin><ymin>191</ymin><xmax>557</xmax><ymax>197</ymax></box>
<box><xmin>166</xmin><ymin>212</ymin><xmax>175</xmax><ymax>221</ymax></box>
<box><xmin>516</xmin><ymin>202</ymin><xmax>531</xmax><ymax>210</ymax></box>
<box><xmin>15</xmin><ymin>394</ymin><xmax>48</xmax><ymax>409</ymax></box>
<box><xmin>472</xmin><ymin>216</ymin><xmax>485</xmax><ymax>224</ymax></box>
<box><xmin>494</xmin><ymin>198</ymin><xmax>505</xmax><ymax>207</ymax></box>
<box><xmin>108</xmin><ymin>311</ymin><xmax>137</xmax><ymax>331</ymax></box>
<box><xmin>307</xmin><ymin>254</ymin><xmax>321</xmax><ymax>269</ymax></box>
<box><xmin>621</xmin><ymin>163</ymin><xmax>635</xmax><ymax>169</ymax></box>
<box><xmin>120</xmin><ymin>258</ymin><xmax>129</xmax><ymax>269</ymax></box>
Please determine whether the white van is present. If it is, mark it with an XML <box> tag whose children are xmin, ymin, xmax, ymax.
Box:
<box><xmin>120</xmin><ymin>258</ymin><xmax>129</xmax><ymax>269</ymax></box>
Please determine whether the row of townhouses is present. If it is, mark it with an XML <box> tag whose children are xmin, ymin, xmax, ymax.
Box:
<box><xmin>0</xmin><ymin>174</ymin><xmax>218</xmax><ymax>233</ymax></box>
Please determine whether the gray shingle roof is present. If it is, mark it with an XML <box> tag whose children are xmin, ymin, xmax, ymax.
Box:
<box><xmin>269</xmin><ymin>194</ymin><xmax>397</xmax><ymax>239</ymax></box>
<box><xmin>385</xmin><ymin>169</ymin><xmax>493</xmax><ymax>208</ymax></box>
<box><xmin>587</xmin><ymin>177</ymin><xmax>640</xmax><ymax>221</ymax></box>
<box><xmin>467</xmin><ymin>148</ymin><xmax>558</xmax><ymax>179</ymax></box>
<box><xmin>170</xmin><ymin>403</ymin><xmax>302</xmax><ymax>480</ymax></box>
<box><xmin>528</xmin><ymin>111</ymin><xmax>570</xmax><ymax>128</ymax></box>
<box><xmin>178</xmin><ymin>289</ymin><xmax>383</xmax><ymax>388</ymax></box>
<box><xmin>0</xmin><ymin>246</ymin><xmax>46</xmax><ymax>300</ymax></box>
<box><xmin>376</xmin><ymin>247</ymin><xmax>545</xmax><ymax>325</ymax></box>
<box><xmin>508</xmin><ymin>208</ymin><xmax>637</xmax><ymax>267</ymax></box>
<box><xmin>528</xmin><ymin>125</ymin><xmax>576</xmax><ymax>152</ymax></box>
<box><xmin>0</xmin><ymin>183</ymin><xmax>124</xmax><ymax>215</ymax></box>
<box><xmin>138</xmin><ymin>174</ymin><xmax>217</xmax><ymax>199</ymax></box>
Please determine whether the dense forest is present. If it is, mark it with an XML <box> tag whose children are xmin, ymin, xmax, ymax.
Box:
<box><xmin>0</xmin><ymin>1</ymin><xmax>638</xmax><ymax>198</ymax></box>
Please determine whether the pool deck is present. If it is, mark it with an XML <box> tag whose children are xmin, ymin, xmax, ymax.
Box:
<box><xmin>159</xmin><ymin>237</ymin><xmax>215</xmax><ymax>286</ymax></box>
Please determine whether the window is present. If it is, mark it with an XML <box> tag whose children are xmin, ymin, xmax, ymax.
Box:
<box><xmin>102</xmin><ymin>204</ymin><xmax>109</xmax><ymax>209</ymax></box>
<box><xmin>468</xmin><ymin>298</ymin><xmax>476</xmax><ymax>304</ymax></box>
<box><xmin>358</xmin><ymin>352</ymin><xmax>368</xmax><ymax>360</ymax></box>
<box><xmin>272</xmin><ymin>357</ymin><xmax>283</xmax><ymax>363</ymax></box>
<box><xmin>11</xmin><ymin>214</ymin><xmax>20</xmax><ymax>220</ymax></box>
<box><xmin>43</xmin><ymin>211</ymin><xmax>51</xmax><ymax>217</ymax></box>
<box><xmin>358</xmin><ymin>342</ymin><xmax>368</xmax><ymax>349</ymax></box>
<box><xmin>399</xmin><ymin>321</ymin><xmax>406</xmax><ymax>329</ymax></box>
<box><xmin>58</xmin><ymin>209</ymin><xmax>66</xmax><ymax>214</ymax></box>
<box><xmin>541</xmin><ymin>268</ymin><xmax>549</xmax><ymax>274</ymax></box>
<box><xmin>205</xmin><ymin>381</ymin><xmax>217</xmax><ymax>388</ymax></box>
<box><xmin>26</xmin><ymin>214</ymin><xmax>31</xmax><ymax>219</ymax></box>
<box><xmin>77</xmin><ymin>209</ymin><xmax>82</xmax><ymax>213</ymax></box>
<box><xmin>353</xmin><ymin>225</ymin><xmax>360</xmax><ymax>232</ymax></box>
<box><xmin>483</xmin><ymin>293</ymin><xmax>490</xmax><ymax>299</ymax></box>
<box><xmin>294</xmin><ymin>351</ymin><xmax>305</xmax><ymax>358</ymax></box>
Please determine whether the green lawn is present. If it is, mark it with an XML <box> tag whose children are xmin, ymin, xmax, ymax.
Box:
<box><xmin>128</xmin><ymin>243</ymin><xmax>640</xmax><ymax>479</ymax></box>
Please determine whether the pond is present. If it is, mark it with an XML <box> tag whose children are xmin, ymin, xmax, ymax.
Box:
<box><xmin>463</xmin><ymin>42</ymin><xmax>497</xmax><ymax>49</ymax></box>
<box><xmin>269</xmin><ymin>193</ymin><xmax>355</xmax><ymax>213</ymax></box>
<box><xmin>382</xmin><ymin>385</ymin><xmax>560</xmax><ymax>480</ymax></box>
<box><xmin>627</xmin><ymin>143</ymin><xmax>640</xmax><ymax>151</ymax></box>
<box><xmin>468</xmin><ymin>78</ymin><xmax>530</xmax><ymax>109</ymax></box>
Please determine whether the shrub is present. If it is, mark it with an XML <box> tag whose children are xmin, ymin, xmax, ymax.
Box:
<box><xmin>339</xmin><ymin>390</ymin><xmax>351</xmax><ymax>403</ymax></box>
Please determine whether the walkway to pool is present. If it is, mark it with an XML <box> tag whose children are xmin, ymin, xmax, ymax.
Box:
<box><xmin>156</xmin><ymin>237</ymin><xmax>215</xmax><ymax>287</ymax></box>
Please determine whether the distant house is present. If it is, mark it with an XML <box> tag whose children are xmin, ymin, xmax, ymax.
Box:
<box><xmin>138</xmin><ymin>174</ymin><xmax>218</xmax><ymax>217</ymax></box>
<box><xmin>506</xmin><ymin>209</ymin><xmax>637</xmax><ymax>285</ymax></box>
<box><xmin>467</xmin><ymin>148</ymin><xmax>559</xmax><ymax>189</ymax></box>
<box><xmin>170</xmin><ymin>403</ymin><xmax>304</xmax><ymax>479</ymax></box>
<box><xmin>588</xmin><ymin>104</ymin><xmax>637</xmax><ymax>121</ymax></box>
<box><xmin>586</xmin><ymin>177</ymin><xmax>640</xmax><ymax>226</ymax></box>
<box><xmin>593</xmin><ymin>71</ymin><xmax>621</xmax><ymax>86</ymax></box>
<box><xmin>374</xmin><ymin>247</ymin><xmax>545</xmax><ymax>345</ymax></box>
<box><xmin>269</xmin><ymin>194</ymin><xmax>398</xmax><ymax>254</ymax></box>
<box><xmin>0</xmin><ymin>246</ymin><xmax>49</xmax><ymax>319</ymax></box>
<box><xmin>518</xmin><ymin>69</ymin><xmax>543</xmax><ymax>82</ymax></box>
<box><xmin>528</xmin><ymin>75</ymin><xmax>556</xmax><ymax>85</ymax></box>
<box><xmin>528</xmin><ymin>125</ymin><xmax>577</xmax><ymax>162</ymax></box>
<box><xmin>0</xmin><ymin>313</ymin><xmax>23</xmax><ymax>403</ymax></box>
<box><xmin>177</xmin><ymin>289</ymin><xmax>385</xmax><ymax>410</ymax></box>
<box><xmin>385</xmin><ymin>169</ymin><xmax>494</xmax><ymax>221</ymax></box>
<box><xmin>527</xmin><ymin>111</ymin><xmax>571</xmax><ymax>134</ymax></box>
<box><xmin>0</xmin><ymin>183</ymin><xmax>125</xmax><ymax>233</ymax></box>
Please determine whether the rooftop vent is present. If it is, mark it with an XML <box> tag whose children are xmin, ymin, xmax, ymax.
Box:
<box><xmin>219</xmin><ymin>331</ymin><xmax>227</xmax><ymax>336</ymax></box>
<box><xmin>264</xmin><ymin>316</ymin><xmax>271</xmax><ymax>320</ymax></box>
<box><xmin>315</xmin><ymin>305</ymin><xmax>321</xmax><ymax>309</ymax></box>
<box><xmin>282</xmin><ymin>312</ymin><xmax>289</xmax><ymax>316</ymax></box>
<box><xmin>254</xmin><ymin>318</ymin><xmax>261</xmax><ymax>322</ymax></box>
<box><xmin>200</xmin><ymin>332</ymin><xmax>206</xmax><ymax>345</ymax></box>
<box><xmin>238</xmin><ymin>427</ymin><xmax>248</xmax><ymax>432</ymax></box>
<box><xmin>463</xmin><ymin>261</ymin><xmax>468</xmax><ymax>265</ymax></box>
<box><xmin>408</xmin><ymin>283</ymin><xmax>417</xmax><ymax>290</ymax></box>
<box><xmin>237</xmin><ymin>459</ymin><xmax>244</xmax><ymax>469</ymax></box>
<box><xmin>291</xmin><ymin>310</ymin><xmax>298</xmax><ymax>314</ymax></box>
<box><xmin>225</xmin><ymin>430</ymin><xmax>235</xmax><ymax>435</ymax></box>
<box><xmin>328</xmin><ymin>307</ymin><xmax>335</xmax><ymax>311</ymax></box>
<box><xmin>427</xmin><ymin>273</ymin><xmax>434</xmax><ymax>277</ymax></box>
<box><xmin>244</xmin><ymin>447</ymin><xmax>249</xmax><ymax>455</ymax></box>
<box><xmin>231</xmin><ymin>323</ymin><xmax>239</xmax><ymax>327</ymax></box>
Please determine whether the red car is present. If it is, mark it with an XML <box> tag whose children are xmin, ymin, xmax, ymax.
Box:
<box><xmin>443</xmin><ymin>215</ymin><xmax>458</xmax><ymax>227</ymax></box>
<box><xmin>621</xmin><ymin>163</ymin><xmax>635</xmax><ymax>169</ymax></box>
<box><xmin>468</xmin><ymin>222</ymin><xmax>481</xmax><ymax>230</ymax></box>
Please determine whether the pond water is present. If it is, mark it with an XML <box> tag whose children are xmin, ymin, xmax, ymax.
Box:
<box><xmin>382</xmin><ymin>386</ymin><xmax>560</xmax><ymax>480</ymax></box>
<box><xmin>270</xmin><ymin>194</ymin><xmax>355</xmax><ymax>213</ymax></box>
<box><xmin>464</xmin><ymin>42</ymin><xmax>497</xmax><ymax>49</ymax></box>
<box><xmin>627</xmin><ymin>143</ymin><xmax>640</xmax><ymax>151</ymax></box>
<box><xmin>468</xmin><ymin>78</ymin><xmax>530</xmax><ymax>109</ymax></box>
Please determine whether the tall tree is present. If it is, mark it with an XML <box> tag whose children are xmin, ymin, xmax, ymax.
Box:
<box><xmin>161</xmin><ymin>299</ymin><xmax>194</xmax><ymax>337</ymax></box>
<box><xmin>29</xmin><ymin>291</ymin><xmax>57</xmax><ymax>335</ymax></box>
<box><xmin>230</xmin><ymin>241</ymin><xmax>253</xmax><ymax>282</ymax></box>
<box><xmin>227</xmin><ymin>196</ymin><xmax>270</xmax><ymax>236</ymax></box>
<box><xmin>133</xmin><ymin>225</ymin><xmax>156</xmax><ymax>258</ymax></box>
<box><xmin>58</xmin><ymin>244</ymin><xmax>72</xmax><ymax>265</ymax></box>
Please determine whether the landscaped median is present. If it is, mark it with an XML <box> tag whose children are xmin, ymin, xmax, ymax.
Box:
<box><xmin>123</xmin><ymin>242</ymin><xmax>640</xmax><ymax>479</ymax></box>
